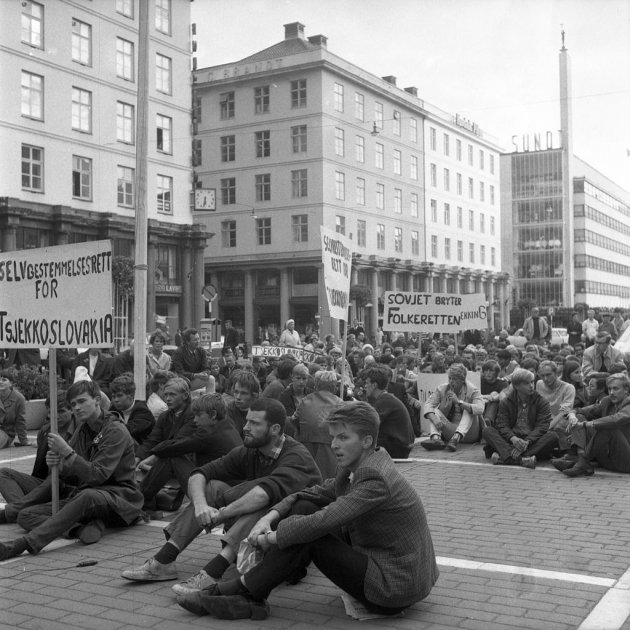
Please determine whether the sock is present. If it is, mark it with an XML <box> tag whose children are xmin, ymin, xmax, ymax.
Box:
<box><xmin>203</xmin><ymin>554</ymin><xmax>230</xmax><ymax>579</ymax></box>
<box><xmin>216</xmin><ymin>576</ymin><xmax>247</xmax><ymax>596</ymax></box>
<box><xmin>0</xmin><ymin>510</ymin><xmax>7</xmax><ymax>524</ymax></box>
<box><xmin>154</xmin><ymin>541</ymin><xmax>179</xmax><ymax>565</ymax></box>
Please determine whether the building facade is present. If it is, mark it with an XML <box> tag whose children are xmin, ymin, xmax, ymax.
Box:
<box><xmin>193</xmin><ymin>22</ymin><xmax>508</xmax><ymax>344</ymax></box>
<box><xmin>0</xmin><ymin>0</ymin><xmax>208</xmax><ymax>346</ymax></box>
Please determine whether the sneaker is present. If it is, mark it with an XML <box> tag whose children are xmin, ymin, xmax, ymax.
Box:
<box><xmin>421</xmin><ymin>438</ymin><xmax>445</xmax><ymax>451</ymax></box>
<box><xmin>172</xmin><ymin>570</ymin><xmax>216</xmax><ymax>596</ymax></box>
<box><xmin>121</xmin><ymin>557</ymin><xmax>178</xmax><ymax>581</ymax></box>
<box><xmin>490</xmin><ymin>452</ymin><xmax>501</xmax><ymax>465</ymax></box>
<box><xmin>520</xmin><ymin>455</ymin><xmax>537</xmax><ymax>469</ymax></box>
<box><xmin>78</xmin><ymin>519</ymin><xmax>105</xmax><ymax>545</ymax></box>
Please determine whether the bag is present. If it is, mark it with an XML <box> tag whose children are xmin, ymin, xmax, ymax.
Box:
<box><xmin>236</xmin><ymin>539</ymin><xmax>264</xmax><ymax>575</ymax></box>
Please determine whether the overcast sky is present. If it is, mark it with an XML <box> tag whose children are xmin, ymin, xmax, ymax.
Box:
<box><xmin>192</xmin><ymin>0</ymin><xmax>630</xmax><ymax>191</ymax></box>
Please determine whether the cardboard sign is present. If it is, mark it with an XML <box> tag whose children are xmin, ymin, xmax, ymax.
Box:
<box><xmin>321</xmin><ymin>226</ymin><xmax>353</xmax><ymax>321</ymax></box>
<box><xmin>251</xmin><ymin>345</ymin><xmax>325</xmax><ymax>363</ymax></box>
<box><xmin>0</xmin><ymin>240</ymin><xmax>113</xmax><ymax>348</ymax></box>
<box><xmin>383</xmin><ymin>291</ymin><xmax>488</xmax><ymax>332</ymax></box>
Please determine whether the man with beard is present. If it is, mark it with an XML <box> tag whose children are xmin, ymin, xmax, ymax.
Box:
<box><xmin>121</xmin><ymin>398</ymin><xmax>321</xmax><ymax>594</ymax></box>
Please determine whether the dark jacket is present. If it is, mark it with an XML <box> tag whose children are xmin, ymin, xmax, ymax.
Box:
<box><xmin>111</xmin><ymin>401</ymin><xmax>155</xmax><ymax>448</ymax></box>
<box><xmin>372</xmin><ymin>392</ymin><xmax>415</xmax><ymax>458</ymax></box>
<box><xmin>71</xmin><ymin>351</ymin><xmax>113</xmax><ymax>394</ymax></box>
<box><xmin>495</xmin><ymin>389</ymin><xmax>552</xmax><ymax>444</ymax></box>
<box><xmin>171</xmin><ymin>346</ymin><xmax>209</xmax><ymax>381</ymax></box>
<box><xmin>0</xmin><ymin>388</ymin><xmax>27</xmax><ymax>444</ymax></box>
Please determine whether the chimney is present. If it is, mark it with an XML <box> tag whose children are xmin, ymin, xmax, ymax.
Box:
<box><xmin>382</xmin><ymin>75</ymin><xmax>397</xmax><ymax>86</ymax></box>
<box><xmin>284</xmin><ymin>22</ymin><xmax>306</xmax><ymax>40</ymax></box>
<box><xmin>404</xmin><ymin>86</ymin><xmax>418</xmax><ymax>96</ymax></box>
<box><xmin>307</xmin><ymin>34</ymin><xmax>327</xmax><ymax>48</ymax></box>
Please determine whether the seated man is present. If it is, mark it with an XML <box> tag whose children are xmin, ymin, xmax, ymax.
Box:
<box><xmin>109</xmin><ymin>374</ymin><xmax>156</xmax><ymax>449</ymax></box>
<box><xmin>482</xmin><ymin>368</ymin><xmax>558</xmax><ymax>468</ymax></box>
<box><xmin>422</xmin><ymin>363</ymin><xmax>485</xmax><ymax>452</ymax></box>
<box><xmin>71</xmin><ymin>348</ymin><xmax>113</xmax><ymax>395</ymax></box>
<box><xmin>174</xmin><ymin>401</ymin><xmax>439</xmax><ymax>621</ymax></box>
<box><xmin>0</xmin><ymin>380</ymin><xmax>143</xmax><ymax>559</ymax></box>
<box><xmin>535</xmin><ymin>360</ymin><xmax>575</xmax><ymax>450</ymax></box>
<box><xmin>226</xmin><ymin>371</ymin><xmax>260</xmax><ymax>437</ymax></box>
<box><xmin>171</xmin><ymin>328</ymin><xmax>210</xmax><ymax>391</ymax></box>
<box><xmin>480</xmin><ymin>359</ymin><xmax>508</xmax><ymax>427</ymax></box>
<box><xmin>552</xmin><ymin>373</ymin><xmax>630</xmax><ymax>477</ymax></box>
<box><xmin>121</xmin><ymin>398</ymin><xmax>322</xmax><ymax>594</ymax></box>
<box><xmin>581</xmin><ymin>331</ymin><xmax>625</xmax><ymax>379</ymax></box>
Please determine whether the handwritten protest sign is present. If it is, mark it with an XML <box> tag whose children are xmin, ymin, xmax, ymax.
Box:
<box><xmin>383</xmin><ymin>291</ymin><xmax>488</xmax><ymax>333</ymax></box>
<box><xmin>321</xmin><ymin>226</ymin><xmax>353</xmax><ymax>321</ymax></box>
<box><xmin>251</xmin><ymin>345</ymin><xmax>323</xmax><ymax>364</ymax></box>
<box><xmin>0</xmin><ymin>240</ymin><xmax>113</xmax><ymax>348</ymax></box>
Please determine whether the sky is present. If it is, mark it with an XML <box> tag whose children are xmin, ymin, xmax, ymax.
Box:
<box><xmin>191</xmin><ymin>0</ymin><xmax>630</xmax><ymax>191</ymax></box>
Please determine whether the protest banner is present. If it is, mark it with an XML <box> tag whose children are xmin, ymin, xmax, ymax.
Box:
<box><xmin>383</xmin><ymin>291</ymin><xmax>488</xmax><ymax>333</ymax></box>
<box><xmin>0</xmin><ymin>240</ymin><xmax>113</xmax><ymax>348</ymax></box>
<box><xmin>321</xmin><ymin>226</ymin><xmax>353</xmax><ymax>322</ymax></box>
<box><xmin>251</xmin><ymin>345</ymin><xmax>322</xmax><ymax>364</ymax></box>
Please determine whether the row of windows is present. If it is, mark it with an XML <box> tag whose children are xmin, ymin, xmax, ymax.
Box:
<box><xmin>220</xmin><ymin>125</ymin><xmax>307</xmax><ymax>161</ymax></box>
<box><xmin>21</xmin><ymin>1</ymin><xmax>171</xmax><ymax>54</ymax></box>
<box><xmin>219</xmin><ymin>170</ymin><xmax>309</xmax><ymax>204</ymax></box>
<box><xmin>574</xmin><ymin>204</ymin><xmax>630</xmax><ymax>238</ymax></box>
<box><xmin>576</xmin><ymin>179</ymin><xmax>630</xmax><ymax>217</ymax></box>
<box><xmin>429</xmin><ymin>200</ymin><xmax>496</xmax><ymax>234</ymax></box>
<box><xmin>429</xmin><ymin>127</ymin><xmax>495</xmax><ymax>173</ymax></box>
<box><xmin>220</xmin><ymin>78</ymin><xmax>307</xmax><ymax>119</ymax></box>
<box><xmin>574</xmin><ymin>229</ymin><xmax>630</xmax><ymax>257</ymax></box>
<box><xmin>20</xmin><ymin>143</ymin><xmax>173</xmax><ymax>213</ymax></box>
<box><xmin>575</xmin><ymin>254</ymin><xmax>630</xmax><ymax>277</ymax></box>
<box><xmin>429</xmin><ymin>164</ymin><xmax>495</xmax><ymax>203</ymax></box>
<box><xmin>429</xmin><ymin>236</ymin><xmax>496</xmax><ymax>266</ymax></box>
<box><xmin>576</xmin><ymin>280</ymin><xmax>630</xmax><ymax>299</ymax></box>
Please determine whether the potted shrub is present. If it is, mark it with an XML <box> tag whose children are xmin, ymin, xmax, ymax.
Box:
<box><xmin>5</xmin><ymin>364</ymin><xmax>59</xmax><ymax>431</ymax></box>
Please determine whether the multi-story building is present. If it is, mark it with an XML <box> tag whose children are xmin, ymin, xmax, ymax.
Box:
<box><xmin>193</xmin><ymin>22</ymin><xmax>508</xmax><ymax>344</ymax></box>
<box><xmin>0</xmin><ymin>0</ymin><xmax>208</xmax><ymax>344</ymax></box>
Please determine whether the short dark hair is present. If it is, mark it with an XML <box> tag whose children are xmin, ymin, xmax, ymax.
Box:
<box><xmin>110</xmin><ymin>374</ymin><xmax>136</xmax><ymax>396</ymax></box>
<box><xmin>277</xmin><ymin>359</ymin><xmax>296</xmax><ymax>380</ymax></box>
<box><xmin>481</xmin><ymin>360</ymin><xmax>500</xmax><ymax>375</ymax></box>
<box><xmin>326</xmin><ymin>401</ymin><xmax>379</xmax><ymax>443</ymax></box>
<box><xmin>149</xmin><ymin>330</ymin><xmax>167</xmax><ymax>344</ymax></box>
<box><xmin>66</xmin><ymin>379</ymin><xmax>101</xmax><ymax>403</ymax></box>
<box><xmin>249</xmin><ymin>397</ymin><xmax>286</xmax><ymax>432</ymax></box>
<box><xmin>362</xmin><ymin>364</ymin><xmax>392</xmax><ymax>390</ymax></box>
<box><xmin>182</xmin><ymin>328</ymin><xmax>198</xmax><ymax>344</ymax></box>
<box><xmin>231</xmin><ymin>370</ymin><xmax>260</xmax><ymax>396</ymax></box>
<box><xmin>191</xmin><ymin>393</ymin><xmax>226</xmax><ymax>420</ymax></box>
<box><xmin>148</xmin><ymin>370</ymin><xmax>175</xmax><ymax>394</ymax></box>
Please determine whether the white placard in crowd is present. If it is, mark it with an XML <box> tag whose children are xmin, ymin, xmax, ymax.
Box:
<box><xmin>321</xmin><ymin>226</ymin><xmax>354</xmax><ymax>321</ymax></box>
<box><xmin>0</xmin><ymin>240</ymin><xmax>113</xmax><ymax>348</ymax></box>
<box><xmin>383</xmin><ymin>291</ymin><xmax>488</xmax><ymax>333</ymax></box>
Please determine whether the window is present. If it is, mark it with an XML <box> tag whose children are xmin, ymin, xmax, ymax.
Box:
<box><xmin>116</xmin><ymin>102</ymin><xmax>134</xmax><ymax>143</ymax></box>
<box><xmin>491</xmin><ymin>247</ymin><xmax>496</xmax><ymax>266</ymax></box>
<box><xmin>291</xmin><ymin>79</ymin><xmax>307</xmax><ymax>108</ymax></box>
<box><xmin>255</xmin><ymin>130</ymin><xmax>270</xmax><ymax>158</ymax></box>
<box><xmin>155</xmin><ymin>0</ymin><xmax>171</xmax><ymax>35</ymax></box>
<box><xmin>411</xmin><ymin>231</ymin><xmax>419</xmax><ymax>255</ymax></box>
<box><xmin>220</xmin><ymin>135</ymin><xmax>235</xmax><ymax>162</ymax></box>
<box><xmin>457</xmin><ymin>240</ymin><xmax>463</xmax><ymax>262</ymax></box>
<box><xmin>291</xmin><ymin>125</ymin><xmax>307</xmax><ymax>153</ymax></box>
<box><xmin>480</xmin><ymin>213</ymin><xmax>485</xmax><ymax>233</ymax></box>
<box><xmin>393</xmin><ymin>110</ymin><xmax>401</xmax><ymax>136</ymax></box>
<box><xmin>479</xmin><ymin>149</ymin><xmax>485</xmax><ymax>170</ymax></box>
<box><xmin>254</xmin><ymin>86</ymin><xmax>269</xmax><ymax>113</ymax></box>
<box><xmin>334</xmin><ymin>127</ymin><xmax>344</xmax><ymax>157</ymax></box>
<box><xmin>374</xmin><ymin>102</ymin><xmax>383</xmax><ymax>129</ymax></box>
<box><xmin>394</xmin><ymin>188</ymin><xmax>402</xmax><ymax>214</ymax></box>
<box><xmin>21</xmin><ymin>71</ymin><xmax>43</xmax><ymax>119</ymax></box>
<box><xmin>22</xmin><ymin>144</ymin><xmax>43</xmax><ymax>191</ymax></box>
<box><xmin>156</xmin><ymin>114</ymin><xmax>172</xmax><ymax>153</ymax></box>
<box><xmin>431</xmin><ymin>199</ymin><xmax>437</xmax><ymax>222</ymax></box>
<box><xmin>334</xmin><ymin>83</ymin><xmax>344</xmax><ymax>112</ymax></box>
<box><xmin>443</xmin><ymin>168</ymin><xmax>450</xmax><ymax>191</ymax></box>
<box><xmin>22</xmin><ymin>1</ymin><xmax>43</xmax><ymax>48</ymax></box>
<box><xmin>480</xmin><ymin>244</ymin><xmax>486</xmax><ymax>265</ymax></box>
<box><xmin>221</xmin><ymin>177</ymin><xmax>235</xmax><ymax>204</ymax></box>
<box><xmin>410</xmin><ymin>193</ymin><xmax>418</xmax><ymax>217</ymax></box>
<box><xmin>72</xmin><ymin>87</ymin><xmax>92</xmax><ymax>133</ymax></box>
<box><xmin>357</xmin><ymin>220</ymin><xmax>366</xmax><ymax>247</ymax></box>
<box><xmin>443</xmin><ymin>133</ymin><xmax>450</xmax><ymax>156</ymax></box>
<box><xmin>355</xmin><ymin>135</ymin><xmax>365</xmax><ymax>163</ymax></box>
<box><xmin>375</xmin><ymin>143</ymin><xmax>384</xmax><ymax>169</ymax></box>
<box><xmin>335</xmin><ymin>171</ymin><xmax>345</xmax><ymax>200</ymax></box>
<box><xmin>479</xmin><ymin>181</ymin><xmax>485</xmax><ymax>202</ymax></box>
<box><xmin>155</xmin><ymin>53</ymin><xmax>171</xmax><ymax>94</ymax></box>
<box><xmin>291</xmin><ymin>169</ymin><xmax>308</xmax><ymax>198</ymax></box>
<box><xmin>456</xmin><ymin>138</ymin><xmax>462</xmax><ymax>161</ymax></box>
<box><xmin>376</xmin><ymin>224</ymin><xmax>385</xmax><ymax>249</ymax></box>
<box><xmin>72</xmin><ymin>19</ymin><xmax>91</xmax><ymax>65</ymax></box>
<box><xmin>444</xmin><ymin>238</ymin><xmax>451</xmax><ymax>260</ymax></box>
<box><xmin>431</xmin><ymin>235</ymin><xmax>438</xmax><ymax>258</ymax></box>
<box><xmin>156</xmin><ymin>174</ymin><xmax>172</xmax><ymax>213</ymax></box>
<box><xmin>336</xmin><ymin>215</ymin><xmax>346</xmax><ymax>235</ymax></box>
<box><xmin>444</xmin><ymin>203</ymin><xmax>451</xmax><ymax>225</ymax></box>
<box><xmin>490</xmin><ymin>185</ymin><xmax>495</xmax><ymax>205</ymax></box>
<box><xmin>292</xmin><ymin>215</ymin><xmax>308</xmax><ymax>243</ymax></box>
<box><xmin>393</xmin><ymin>149</ymin><xmax>401</xmax><ymax>175</ymax></box>
<box><xmin>457</xmin><ymin>207</ymin><xmax>463</xmax><ymax>228</ymax></box>
<box><xmin>255</xmin><ymin>173</ymin><xmax>271</xmax><ymax>201</ymax></box>
<box><xmin>221</xmin><ymin>220</ymin><xmax>237</xmax><ymax>248</ymax></box>
<box><xmin>468</xmin><ymin>210</ymin><xmax>474</xmax><ymax>231</ymax></box>
<box><xmin>490</xmin><ymin>216</ymin><xmax>496</xmax><ymax>235</ymax></box>
<box><xmin>72</xmin><ymin>155</ymin><xmax>92</xmax><ymax>200</ymax></box>
<box><xmin>469</xmin><ymin>243</ymin><xmax>475</xmax><ymax>264</ymax></box>
<box><xmin>430</xmin><ymin>128</ymin><xmax>436</xmax><ymax>150</ymax></box>
<box><xmin>376</xmin><ymin>183</ymin><xmax>385</xmax><ymax>210</ymax></box>
<box><xmin>394</xmin><ymin>227</ymin><xmax>403</xmax><ymax>252</ymax></box>
<box><xmin>410</xmin><ymin>155</ymin><xmax>418</xmax><ymax>180</ymax></box>
<box><xmin>356</xmin><ymin>178</ymin><xmax>365</xmax><ymax>205</ymax></box>
<box><xmin>457</xmin><ymin>173</ymin><xmax>462</xmax><ymax>195</ymax></box>
<box><xmin>116</xmin><ymin>0</ymin><xmax>134</xmax><ymax>18</ymax></box>
<box><xmin>490</xmin><ymin>154</ymin><xmax>495</xmax><ymax>174</ymax></box>
<box><xmin>468</xmin><ymin>144</ymin><xmax>474</xmax><ymax>166</ymax></box>
<box><xmin>256</xmin><ymin>218</ymin><xmax>271</xmax><ymax>245</ymax></box>
<box><xmin>355</xmin><ymin>92</ymin><xmax>364</xmax><ymax>120</ymax></box>
<box><xmin>468</xmin><ymin>177</ymin><xmax>474</xmax><ymax>199</ymax></box>
<box><xmin>430</xmin><ymin>163</ymin><xmax>437</xmax><ymax>187</ymax></box>
<box><xmin>116</xmin><ymin>38</ymin><xmax>134</xmax><ymax>81</ymax></box>
<box><xmin>410</xmin><ymin>118</ymin><xmax>417</xmax><ymax>143</ymax></box>
<box><xmin>220</xmin><ymin>91</ymin><xmax>235</xmax><ymax>119</ymax></box>
<box><xmin>117</xmin><ymin>165</ymin><xmax>134</xmax><ymax>207</ymax></box>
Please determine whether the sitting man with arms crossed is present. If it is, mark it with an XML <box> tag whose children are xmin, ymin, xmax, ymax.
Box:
<box><xmin>174</xmin><ymin>401</ymin><xmax>439</xmax><ymax>621</ymax></box>
<box><xmin>121</xmin><ymin>398</ymin><xmax>322</xmax><ymax>594</ymax></box>
<box><xmin>0</xmin><ymin>380</ymin><xmax>142</xmax><ymax>559</ymax></box>
<box><xmin>581</xmin><ymin>331</ymin><xmax>626</xmax><ymax>379</ymax></box>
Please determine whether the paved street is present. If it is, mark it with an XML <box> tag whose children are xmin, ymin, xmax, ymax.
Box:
<box><xmin>1</xmin><ymin>436</ymin><xmax>629</xmax><ymax>630</ymax></box>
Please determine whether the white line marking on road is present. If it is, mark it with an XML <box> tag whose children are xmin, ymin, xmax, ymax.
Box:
<box><xmin>0</xmin><ymin>455</ymin><xmax>36</xmax><ymax>465</ymax></box>
<box><xmin>578</xmin><ymin>567</ymin><xmax>630</xmax><ymax>630</ymax></box>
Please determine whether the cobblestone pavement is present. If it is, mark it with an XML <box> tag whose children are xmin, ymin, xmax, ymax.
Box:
<box><xmin>1</xmin><ymin>435</ymin><xmax>629</xmax><ymax>630</ymax></box>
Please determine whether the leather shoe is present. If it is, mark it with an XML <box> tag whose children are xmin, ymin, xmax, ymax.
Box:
<box><xmin>520</xmin><ymin>455</ymin><xmax>536</xmax><ymax>469</ymax></box>
<box><xmin>563</xmin><ymin>458</ymin><xmax>594</xmax><ymax>478</ymax></box>
<box><xmin>0</xmin><ymin>538</ymin><xmax>28</xmax><ymax>561</ymax></box>
<box><xmin>176</xmin><ymin>592</ymin><xmax>209</xmax><ymax>616</ymax></box>
<box><xmin>192</xmin><ymin>593</ymin><xmax>270</xmax><ymax>620</ymax></box>
<box><xmin>421</xmin><ymin>439</ymin><xmax>445</xmax><ymax>451</ymax></box>
<box><xmin>445</xmin><ymin>435</ymin><xmax>460</xmax><ymax>452</ymax></box>
<box><xmin>551</xmin><ymin>457</ymin><xmax>578</xmax><ymax>472</ymax></box>
<box><xmin>78</xmin><ymin>519</ymin><xmax>105</xmax><ymax>545</ymax></box>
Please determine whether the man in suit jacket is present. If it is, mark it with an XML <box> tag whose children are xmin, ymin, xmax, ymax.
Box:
<box><xmin>175</xmin><ymin>400</ymin><xmax>438</xmax><ymax>620</ymax></box>
<box><xmin>581</xmin><ymin>331</ymin><xmax>626</xmax><ymax>379</ymax></box>
<box><xmin>71</xmin><ymin>348</ymin><xmax>113</xmax><ymax>395</ymax></box>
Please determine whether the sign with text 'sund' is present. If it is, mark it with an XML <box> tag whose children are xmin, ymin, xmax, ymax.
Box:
<box><xmin>0</xmin><ymin>240</ymin><xmax>113</xmax><ymax>348</ymax></box>
<box><xmin>383</xmin><ymin>291</ymin><xmax>488</xmax><ymax>333</ymax></box>
<box><xmin>321</xmin><ymin>226</ymin><xmax>354</xmax><ymax>321</ymax></box>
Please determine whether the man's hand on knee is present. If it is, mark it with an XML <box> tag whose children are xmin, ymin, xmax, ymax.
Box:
<box><xmin>195</xmin><ymin>504</ymin><xmax>220</xmax><ymax>531</ymax></box>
